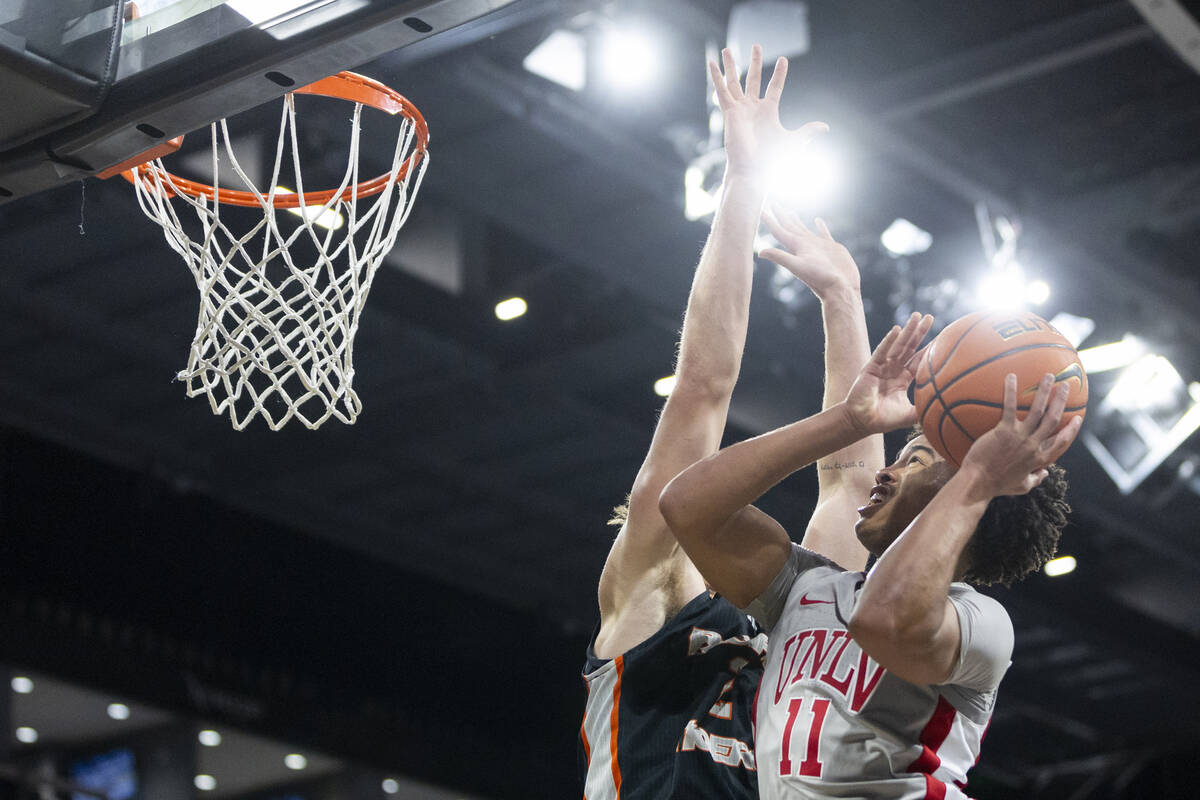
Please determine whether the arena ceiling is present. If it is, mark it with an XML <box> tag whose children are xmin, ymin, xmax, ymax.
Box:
<box><xmin>2</xmin><ymin>1</ymin><xmax>1199</xmax><ymax>797</ymax></box>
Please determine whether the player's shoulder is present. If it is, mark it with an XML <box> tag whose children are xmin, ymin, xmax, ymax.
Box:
<box><xmin>948</xmin><ymin>583</ymin><xmax>1012</xmax><ymax>623</ymax></box>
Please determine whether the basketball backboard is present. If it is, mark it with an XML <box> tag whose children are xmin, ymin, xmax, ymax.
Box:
<box><xmin>0</xmin><ymin>0</ymin><xmax>516</xmax><ymax>203</ymax></box>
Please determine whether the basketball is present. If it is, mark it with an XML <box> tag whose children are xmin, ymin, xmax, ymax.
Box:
<box><xmin>913</xmin><ymin>310</ymin><xmax>1088</xmax><ymax>468</ymax></box>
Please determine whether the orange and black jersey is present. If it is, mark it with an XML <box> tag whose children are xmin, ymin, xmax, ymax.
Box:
<box><xmin>580</xmin><ymin>592</ymin><xmax>766</xmax><ymax>800</ymax></box>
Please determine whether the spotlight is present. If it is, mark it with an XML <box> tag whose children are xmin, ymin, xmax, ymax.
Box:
<box><xmin>598</xmin><ymin>25</ymin><xmax>659</xmax><ymax>93</ymax></box>
<box><xmin>880</xmin><ymin>218</ymin><xmax>932</xmax><ymax>257</ymax></box>
<box><xmin>654</xmin><ymin>375</ymin><xmax>677</xmax><ymax>397</ymax></box>
<box><xmin>1026</xmin><ymin>279</ymin><xmax>1051</xmax><ymax>305</ymax></box>
<box><xmin>523</xmin><ymin>29</ymin><xmax>586</xmax><ymax>91</ymax></box>
<box><xmin>1043</xmin><ymin>555</ymin><xmax>1077</xmax><ymax>577</ymax></box>
<box><xmin>198</xmin><ymin>729</ymin><xmax>222</xmax><ymax>747</ymax></box>
<box><xmin>1047</xmin><ymin>312</ymin><xmax>1095</xmax><ymax>348</ymax></box>
<box><xmin>1078</xmin><ymin>335</ymin><xmax>1145</xmax><ymax>374</ymax></box>
<box><xmin>10</xmin><ymin>676</ymin><xmax>33</xmax><ymax>694</ymax></box>
<box><xmin>275</xmin><ymin>187</ymin><xmax>345</xmax><ymax>231</ymax></box>
<box><xmin>763</xmin><ymin>141</ymin><xmax>841</xmax><ymax>210</ymax></box>
<box><xmin>975</xmin><ymin>265</ymin><xmax>1030</xmax><ymax>310</ymax></box>
<box><xmin>494</xmin><ymin>297</ymin><xmax>527</xmax><ymax>321</ymax></box>
<box><xmin>284</xmin><ymin>753</ymin><xmax>308</xmax><ymax>770</ymax></box>
<box><xmin>106</xmin><ymin>703</ymin><xmax>131</xmax><ymax>721</ymax></box>
<box><xmin>382</xmin><ymin>778</ymin><xmax>400</xmax><ymax>794</ymax></box>
<box><xmin>15</xmin><ymin>727</ymin><xmax>37</xmax><ymax>744</ymax></box>
<box><xmin>193</xmin><ymin>774</ymin><xmax>217</xmax><ymax>791</ymax></box>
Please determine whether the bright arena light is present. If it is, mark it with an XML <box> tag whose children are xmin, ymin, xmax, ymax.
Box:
<box><xmin>494</xmin><ymin>296</ymin><xmax>528</xmax><ymax>321</ymax></box>
<box><xmin>1043</xmin><ymin>555</ymin><xmax>1077</xmax><ymax>577</ymax></box>
<box><xmin>598</xmin><ymin>26</ymin><xmax>659</xmax><ymax>92</ymax></box>
<box><xmin>198</xmin><ymin>729</ymin><xmax>222</xmax><ymax>747</ymax></box>
<box><xmin>880</xmin><ymin>218</ymin><xmax>932</xmax><ymax>257</ymax></box>
<box><xmin>382</xmin><ymin>778</ymin><xmax>401</xmax><ymax>794</ymax></box>
<box><xmin>764</xmin><ymin>142</ymin><xmax>841</xmax><ymax>210</ymax></box>
<box><xmin>1026</xmin><ymin>278</ymin><xmax>1051</xmax><ymax>305</ymax></box>
<box><xmin>284</xmin><ymin>753</ymin><xmax>308</xmax><ymax>770</ymax></box>
<box><xmin>975</xmin><ymin>265</ymin><xmax>1029</xmax><ymax>310</ymax></box>
<box><xmin>15</xmin><ymin>727</ymin><xmax>38</xmax><ymax>744</ymax></box>
<box><xmin>1048</xmin><ymin>312</ymin><xmax>1095</xmax><ymax>348</ymax></box>
<box><xmin>106</xmin><ymin>703</ymin><xmax>131</xmax><ymax>721</ymax></box>
<box><xmin>654</xmin><ymin>375</ymin><xmax>677</xmax><ymax>397</ymax></box>
<box><xmin>10</xmin><ymin>676</ymin><xmax>33</xmax><ymax>694</ymax></box>
<box><xmin>1078</xmin><ymin>335</ymin><xmax>1145</xmax><ymax>374</ymax></box>
<box><xmin>194</xmin><ymin>774</ymin><xmax>217</xmax><ymax>792</ymax></box>
<box><xmin>275</xmin><ymin>187</ymin><xmax>345</xmax><ymax>231</ymax></box>
<box><xmin>523</xmin><ymin>29</ymin><xmax>586</xmax><ymax>91</ymax></box>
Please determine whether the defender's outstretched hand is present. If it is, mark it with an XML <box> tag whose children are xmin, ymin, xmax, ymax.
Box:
<box><xmin>709</xmin><ymin>45</ymin><xmax>827</xmax><ymax>179</ymax></box>
<box><xmin>760</xmin><ymin>211</ymin><xmax>859</xmax><ymax>300</ymax></box>
<box><xmin>844</xmin><ymin>313</ymin><xmax>934</xmax><ymax>435</ymax></box>
<box><xmin>960</xmin><ymin>374</ymin><xmax>1083</xmax><ymax>497</ymax></box>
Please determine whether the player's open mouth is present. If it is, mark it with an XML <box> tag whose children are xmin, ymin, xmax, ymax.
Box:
<box><xmin>857</xmin><ymin>485</ymin><xmax>891</xmax><ymax>517</ymax></box>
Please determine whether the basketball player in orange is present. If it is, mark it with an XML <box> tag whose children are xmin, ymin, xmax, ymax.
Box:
<box><xmin>659</xmin><ymin>308</ymin><xmax>1080</xmax><ymax>798</ymax></box>
<box><xmin>579</xmin><ymin>46</ymin><xmax>884</xmax><ymax>798</ymax></box>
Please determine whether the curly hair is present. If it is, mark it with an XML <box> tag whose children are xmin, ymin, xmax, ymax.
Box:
<box><xmin>902</xmin><ymin>428</ymin><xmax>1072</xmax><ymax>586</ymax></box>
<box><xmin>961</xmin><ymin>463</ymin><xmax>1071</xmax><ymax>586</ymax></box>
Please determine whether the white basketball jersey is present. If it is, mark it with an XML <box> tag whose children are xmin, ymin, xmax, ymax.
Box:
<box><xmin>745</xmin><ymin>544</ymin><xmax>1014</xmax><ymax>799</ymax></box>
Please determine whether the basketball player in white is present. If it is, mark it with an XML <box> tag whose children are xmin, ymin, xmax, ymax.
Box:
<box><xmin>580</xmin><ymin>46</ymin><xmax>885</xmax><ymax>798</ymax></box>
<box><xmin>660</xmin><ymin>310</ymin><xmax>1080</xmax><ymax>798</ymax></box>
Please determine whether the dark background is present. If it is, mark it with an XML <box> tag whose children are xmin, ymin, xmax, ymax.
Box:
<box><xmin>2</xmin><ymin>0</ymin><xmax>1200</xmax><ymax>797</ymax></box>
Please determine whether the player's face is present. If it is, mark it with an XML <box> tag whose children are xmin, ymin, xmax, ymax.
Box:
<box><xmin>854</xmin><ymin>435</ymin><xmax>955</xmax><ymax>555</ymax></box>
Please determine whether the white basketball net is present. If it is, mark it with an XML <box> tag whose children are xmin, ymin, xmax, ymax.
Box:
<box><xmin>129</xmin><ymin>92</ymin><xmax>427</xmax><ymax>430</ymax></box>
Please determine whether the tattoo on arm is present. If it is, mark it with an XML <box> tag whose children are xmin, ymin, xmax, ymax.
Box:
<box><xmin>819</xmin><ymin>460</ymin><xmax>867</xmax><ymax>471</ymax></box>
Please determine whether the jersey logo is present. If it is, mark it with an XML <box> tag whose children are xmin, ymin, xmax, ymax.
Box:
<box><xmin>678</xmin><ymin>719</ymin><xmax>756</xmax><ymax>770</ymax></box>
<box><xmin>772</xmin><ymin>628</ymin><xmax>886</xmax><ymax>712</ymax></box>
<box><xmin>799</xmin><ymin>593</ymin><xmax>834</xmax><ymax>605</ymax></box>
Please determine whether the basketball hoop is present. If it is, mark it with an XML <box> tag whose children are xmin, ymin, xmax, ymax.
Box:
<box><xmin>121</xmin><ymin>71</ymin><xmax>429</xmax><ymax>430</ymax></box>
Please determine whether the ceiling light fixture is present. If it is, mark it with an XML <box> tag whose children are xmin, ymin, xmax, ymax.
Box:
<box><xmin>494</xmin><ymin>296</ymin><xmax>527</xmax><ymax>321</ymax></box>
<box><xmin>1077</xmin><ymin>335</ymin><xmax>1145</xmax><ymax>374</ymax></box>
<box><xmin>597</xmin><ymin>25</ymin><xmax>659</xmax><ymax>93</ymax></box>
<box><xmin>1043</xmin><ymin>555</ymin><xmax>1077</xmax><ymax>577</ymax></box>
<box><xmin>275</xmin><ymin>187</ymin><xmax>345</xmax><ymax>231</ymax></box>
<box><xmin>880</xmin><ymin>218</ymin><xmax>932</xmax><ymax>257</ymax></box>
<box><xmin>523</xmin><ymin>29</ymin><xmax>586</xmax><ymax>91</ymax></box>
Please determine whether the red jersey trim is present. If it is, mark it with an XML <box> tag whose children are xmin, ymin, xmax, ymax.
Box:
<box><xmin>907</xmin><ymin>695</ymin><xmax>958</xmax><ymax>775</ymax></box>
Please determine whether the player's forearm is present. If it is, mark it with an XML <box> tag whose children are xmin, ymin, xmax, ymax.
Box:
<box><xmin>814</xmin><ymin>286</ymin><xmax>884</xmax><ymax>491</ymax></box>
<box><xmin>674</xmin><ymin>172</ymin><xmax>765</xmax><ymax>395</ymax></box>
<box><xmin>660</xmin><ymin>403</ymin><xmax>866</xmax><ymax>547</ymax></box>
<box><xmin>850</xmin><ymin>466</ymin><xmax>992</xmax><ymax>640</ymax></box>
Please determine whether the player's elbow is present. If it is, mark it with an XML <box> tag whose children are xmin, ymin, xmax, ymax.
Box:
<box><xmin>848</xmin><ymin>607</ymin><xmax>947</xmax><ymax>683</ymax></box>
<box><xmin>848</xmin><ymin>603</ymin><xmax>938</xmax><ymax>657</ymax></box>
<box><xmin>658</xmin><ymin>473</ymin><xmax>708</xmax><ymax>549</ymax></box>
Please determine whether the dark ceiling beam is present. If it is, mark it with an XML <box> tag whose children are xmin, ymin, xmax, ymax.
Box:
<box><xmin>446</xmin><ymin>56</ymin><xmax>682</xmax><ymax>204</ymax></box>
<box><xmin>375</xmin><ymin>0</ymin><xmax>593</xmax><ymax>68</ymax></box>
<box><xmin>871</xmin><ymin>2</ymin><xmax>1153</xmax><ymax>121</ymax></box>
<box><xmin>814</xmin><ymin>6</ymin><xmax>1200</xmax><ymax>345</ymax></box>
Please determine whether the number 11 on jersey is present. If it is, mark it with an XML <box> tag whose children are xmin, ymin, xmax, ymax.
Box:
<box><xmin>779</xmin><ymin>697</ymin><xmax>830</xmax><ymax>777</ymax></box>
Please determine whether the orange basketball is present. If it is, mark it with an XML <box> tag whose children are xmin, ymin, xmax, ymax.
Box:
<box><xmin>913</xmin><ymin>310</ymin><xmax>1088</xmax><ymax>468</ymax></box>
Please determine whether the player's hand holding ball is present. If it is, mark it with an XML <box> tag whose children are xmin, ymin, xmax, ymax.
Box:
<box><xmin>959</xmin><ymin>373</ymin><xmax>1084</xmax><ymax>499</ymax></box>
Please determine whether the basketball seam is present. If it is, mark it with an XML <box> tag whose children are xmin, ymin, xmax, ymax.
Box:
<box><xmin>930</xmin><ymin>342</ymin><xmax>1081</xmax><ymax>396</ymax></box>
<box><xmin>943</xmin><ymin>399</ymin><xmax>1089</xmax><ymax>413</ymax></box>
<box><xmin>913</xmin><ymin>313</ymin><xmax>997</xmax><ymax>390</ymax></box>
